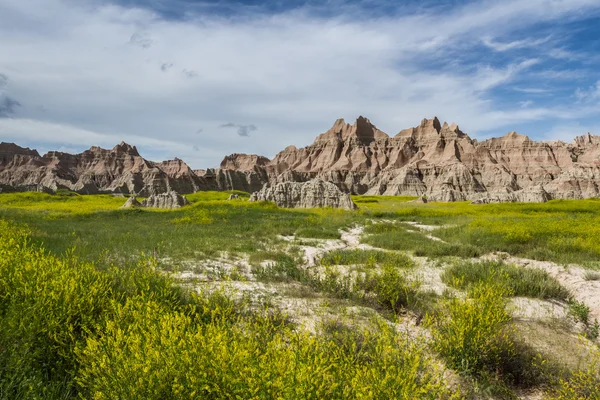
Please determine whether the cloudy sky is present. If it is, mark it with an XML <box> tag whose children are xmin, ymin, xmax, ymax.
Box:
<box><xmin>0</xmin><ymin>0</ymin><xmax>600</xmax><ymax>168</ymax></box>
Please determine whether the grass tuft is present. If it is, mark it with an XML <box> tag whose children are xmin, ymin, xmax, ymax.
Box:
<box><xmin>441</xmin><ymin>260</ymin><xmax>570</xmax><ymax>301</ymax></box>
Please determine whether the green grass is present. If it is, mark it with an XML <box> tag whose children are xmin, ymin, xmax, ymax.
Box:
<box><xmin>4</xmin><ymin>192</ymin><xmax>600</xmax><ymax>266</ymax></box>
<box><xmin>356</xmin><ymin>198</ymin><xmax>600</xmax><ymax>265</ymax></box>
<box><xmin>0</xmin><ymin>192</ymin><xmax>361</xmax><ymax>265</ymax></box>
<box><xmin>441</xmin><ymin>260</ymin><xmax>570</xmax><ymax>301</ymax></box>
<box><xmin>361</xmin><ymin>222</ymin><xmax>482</xmax><ymax>258</ymax></box>
<box><xmin>319</xmin><ymin>249</ymin><xmax>414</xmax><ymax>269</ymax></box>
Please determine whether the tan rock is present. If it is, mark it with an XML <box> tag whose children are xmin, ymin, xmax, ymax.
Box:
<box><xmin>141</xmin><ymin>191</ymin><xmax>189</xmax><ymax>209</ymax></box>
<box><xmin>249</xmin><ymin>179</ymin><xmax>357</xmax><ymax>209</ymax></box>
<box><xmin>121</xmin><ymin>196</ymin><xmax>142</xmax><ymax>208</ymax></box>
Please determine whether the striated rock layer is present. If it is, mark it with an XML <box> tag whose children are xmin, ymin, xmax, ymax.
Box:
<box><xmin>249</xmin><ymin>179</ymin><xmax>357</xmax><ymax>209</ymax></box>
<box><xmin>141</xmin><ymin>191</ymin><xmax>189</xmax><ymax>209</ymax></box>
<box><xmin>222</xmin><ymin>116</ymin><xmax>600</xmax><ymax>202</ymax></box>
<box><xmin>0</xmin><ymin>142</ymin><xmax>209</xmax><ymax>196</ymax></box>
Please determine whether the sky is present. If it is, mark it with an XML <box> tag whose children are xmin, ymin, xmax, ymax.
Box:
<box><xmin>0</xmin><ymin>0</ymin><xmax>600</xmax><ymax>168</ymax></box>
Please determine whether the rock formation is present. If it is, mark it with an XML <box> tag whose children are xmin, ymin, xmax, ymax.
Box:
<box><xmin>0</xmin><ymin>142</ymin><xmax>209</xmax><ymax>196</ymax></box>
<box><xmin>221</xmin><ymin>117</ymin><xmax>600</xmax><ymax>202</ymax></box>
<box><xmin>3</xmin><ymin>116</ymin><xmax>600</xmax><ymax>202</ymax></box>
<box><xmin>122</xmin><ymin>196</ymin><xmax>142</xmax><ymax>208</ymax></box>
<box><xmin>196</xmin><ymin>153</ymin><xmax>270</xmax><ymax>193</ymax></box>
<box><xmin>140</xmin><ymin>191</ymin><xmax>189</xmax><ymax>209</ymax></box>
<box><xmin>249</xmin><ymin>179</ymin><xmax>357</xmax><ymax>209</ymax></box>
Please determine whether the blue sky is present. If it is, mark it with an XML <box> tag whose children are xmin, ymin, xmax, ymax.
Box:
<box><xmin>0</xmin><ymin>0</ymin><xmax>599</xmax><ymax>168</ymax></box>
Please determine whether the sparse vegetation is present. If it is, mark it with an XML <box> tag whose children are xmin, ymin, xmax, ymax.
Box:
<box><xmin>442</xmin><ymin>260</ymin><xmax>571</xmax><ymax>300</ymax></box>
<box><xmin>319</xmin><ymin>249</ymin><xmax>414</xmax><ymax>269</ymax></box>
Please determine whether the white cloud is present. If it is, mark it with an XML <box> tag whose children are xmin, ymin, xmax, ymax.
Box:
<box><xmin>482</xmin><ymin>36</ymin><xmax>551</xmax><ymax>52</ymax></box>
<box><xmin>0</xmin><ymin>0</ymin><xmax>599</xmax><ymax>167</ymax></box>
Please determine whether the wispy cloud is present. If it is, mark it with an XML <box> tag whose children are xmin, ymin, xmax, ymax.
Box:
<box><xmin>513</xmin><ymin>87</ymin><xmax>551</xmax><ymax>94</ymax></box>
<box><xmin>519</xmin><ymin>100</ymin><xmax>534</xmax><ymax>108</ymax></box>
<box><xmin>482</xmin><ymin>35</ymin><xmax>551</xmax><ymax>52</ymax></box>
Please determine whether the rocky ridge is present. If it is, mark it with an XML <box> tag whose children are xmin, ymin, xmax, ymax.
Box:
<box><xmin>2</xmin><ymin>115</ymin><xmax>600</xmax><ymax>202</ymax></box>
<box><xmin>221</xmin><ymin>116</ymin><xmax>600</xmax><ymax>202</ymax></box>
<box><xmin>0</xmin><ymin>142</ymin><xmax>208</xmax><ymax>196</ymax></box>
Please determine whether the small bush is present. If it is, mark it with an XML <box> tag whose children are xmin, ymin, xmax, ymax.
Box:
<box><xmin>365</xmin><ymin>264</ymin><xmax>420</xmax><ymax>313</ymax></box>
<box><xmin>568</xmin><ymin>300</ymin><xmax>590</xmax><ymax>325</ymax></box>
<box><xmin>427</xmin><ymin>280</ymin><xmax>515</xmax><ymax>377</ymax></box>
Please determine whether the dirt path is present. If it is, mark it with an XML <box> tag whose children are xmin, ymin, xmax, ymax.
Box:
<box><xmin>292</xmin><ymin>225</ymin><xmax>378</xmax><ymax>267</ymax></box>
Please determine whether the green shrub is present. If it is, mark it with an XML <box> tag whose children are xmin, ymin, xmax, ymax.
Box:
<box><xmin>365</xmin><ymin>264</ymin><xmax>420</xmax><ymax>314</ymax></box>
<box><xmin>568</xmin><ymin>300</ymin><xmax>590</xmax><ymax>325</ymax></box>
<box><xmin>427</xmin><ymin>280</ymin><xmax>515</xmax><ymax>377</ymax></box>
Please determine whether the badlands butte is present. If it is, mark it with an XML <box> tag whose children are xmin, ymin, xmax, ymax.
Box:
<box><xmin>2</xmin><ymin>116</ymin><xmax>600</xmax><ymax>202</ymax></box>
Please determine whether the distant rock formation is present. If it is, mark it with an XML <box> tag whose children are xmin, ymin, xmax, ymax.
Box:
<box><xmin>140</xmin><ymin>191</ymin><xmax>189</xmax><ymax>209</ymax></box>
<box><xmin>249</xmin><ymin>179</ymin><xmax>357</xmax><ymax>209</ymax></box>
<box><xmin>195</xmin><ymin>153</ymin><xmax>270</xmax><ymax>193</ymax></box>
<box><xmin>0</xmin><ymin>142</ymin><xmax>209</xmax><ymax>196</ymax></box>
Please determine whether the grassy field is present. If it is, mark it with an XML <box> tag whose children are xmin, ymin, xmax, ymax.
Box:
<box><xmin>0</xmin><ymin>191</ymin><xmax>599</xmax><ymax>399</ymax></box>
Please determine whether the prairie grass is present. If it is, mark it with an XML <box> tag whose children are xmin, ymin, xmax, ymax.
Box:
<box><xmin>358</xmin><ymin>199</ymin><xmax>600</xmax><ymax>265</ymax></box>
<box><xmin>0</xmin><ymin>192</ymin><xmax>361</xmax><ymax>264</ymax></box>
<box><xmin>362</xmin><ymin>222</ymin><xmax>482</xmax><ymax>258</ymax></box>
<box><xmin>583</xmin><ymin>271</ymin><xmax>600</xmax><ymax>281</ymax></box>
<box><xmin>442</xmin><ymin>260</ymin><xmax>570</xmax><ymax>301</ymax></box>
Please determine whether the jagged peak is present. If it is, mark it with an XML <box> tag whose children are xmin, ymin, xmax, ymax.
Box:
<box><xmin>0</xmin><ymin>142</ymin><xmax>40</xmax><ymax>157</ymax></box>
<box><xmin>350</xmin><ymin>116</ymin><xmax>389</xmax><ymax>140</ymax></box>
<box><xmin>420</xmin><ymin>117</ymin><xmax>441</xmax><ymax>132</ymax></box>
<box><xmin>503</xmin><ymin>131</ymin><xmax>530</xmax><ymax>141</ymax></box>
<box><xmin>112</xmin><ymin>141</ymin><xmax>140</xmax><ymax>156</ymax></box>
<box><xmin>573</xmin><ymin>132</ymin><xmax>600</xmax><ymax>147</ymax></box>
